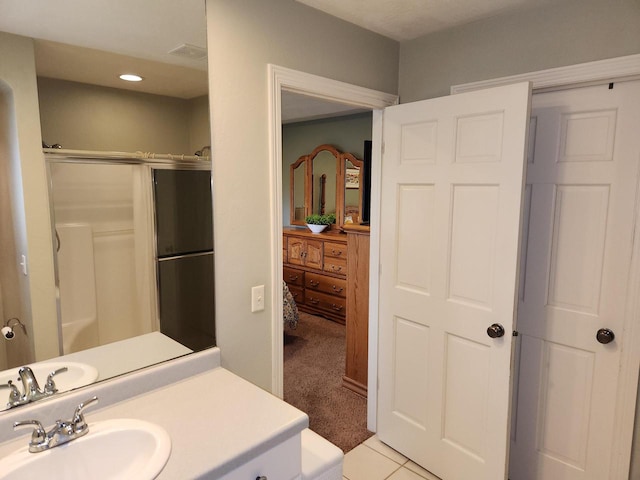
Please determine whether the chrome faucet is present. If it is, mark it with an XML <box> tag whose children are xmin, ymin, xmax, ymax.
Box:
<box><xmin>0</xmin><ymin>366</ymin><xmax>68</xmax><ymax>408</ymax></box>
<box><xmin>14</xmin><ymin>396</ymin><xmax>98</xmax><ymax>453</ymax></box>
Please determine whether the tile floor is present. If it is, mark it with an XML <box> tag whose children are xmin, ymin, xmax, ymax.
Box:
<box><xmin>343</xmin><ymin>435</ymin><xmax>441</xmax><ymax>480</ymax></box>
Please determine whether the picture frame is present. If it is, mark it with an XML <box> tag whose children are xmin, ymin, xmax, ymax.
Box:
<box><xmin>345</xmin><ymin>168</ymin><xmax>360</xmax><ymax>189</ymax></box>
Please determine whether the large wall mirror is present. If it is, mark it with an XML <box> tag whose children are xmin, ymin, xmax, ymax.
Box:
<box><xmin>289</xmin><ymin>144</ymin><xmax>366</xmax><ymax>228</ymax></box>
<box><xmin>0</xmin><ymin>2</ymin><xmax>213</xmax><ymax>411</ymax></box>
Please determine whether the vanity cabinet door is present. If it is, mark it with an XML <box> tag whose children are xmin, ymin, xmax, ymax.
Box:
<box><xmin>218</xmin><ymin>434</ymin><xmax>301</xmax><ymax>480</ymax></box>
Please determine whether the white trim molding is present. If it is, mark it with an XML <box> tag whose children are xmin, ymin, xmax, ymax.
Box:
<box><xmin>451</xmin><ymin>53</ymin><xmax>640</xmax><ymax>94</ymax></box>
<box><xmin>268</xmin><ymin>64</ymin><xmax>397</xmax><ymax>398</ymax></box>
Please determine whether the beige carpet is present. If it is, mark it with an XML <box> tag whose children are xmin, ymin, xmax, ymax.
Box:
<box><xmin>283</xmin><ymin>312</ymin><xmax>373</xmax><ymax>453</ymax></box>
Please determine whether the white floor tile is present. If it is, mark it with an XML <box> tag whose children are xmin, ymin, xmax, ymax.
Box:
<box><xmin>343</xmin><ymin>444</ymin><xmax>402</xmax><ymax>480</ymax></box>
<box><xmin>387</xmin><ymin>467</ymin><xmax>427</xmax><ymax>480</ymax></box>
<box><xmin>405</xmin><ymin>461</ymin><xmax>442</xmax><ymax>480</ymax></box>
<box><xmin>363</xmin><ymin>436</ymin><xmax>408</xmax><ymax>465</ymax></box>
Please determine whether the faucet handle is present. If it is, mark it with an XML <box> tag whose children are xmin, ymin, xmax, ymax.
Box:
<box><xmin>44</xmin><ymin>367</ymin><xmax>69</xmax><ymax>394</ymax></box>
<box><xmin>71</xmin><ymin>396</ymin><xmax>98</xmax><ymax>433</ymax></box>
<box><xmin>1</xmin><ymin>380</ymin><xmax>22</xmax><ymax>407</ymax></box>
<box><xmin>14</xmin><ymin>419</ymin><xmax>46</xmax><ymax>446</ymax></box>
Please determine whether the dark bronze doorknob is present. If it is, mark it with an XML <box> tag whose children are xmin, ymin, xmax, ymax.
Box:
<box><xmin>487</xmin><ymin>323</ymin><xmax>505</xmax><ymax>338</ymax></box>
<box><xmin>596</xmin><ymin>328</ymin><xmax>615</xmax><ymax>344</ymax></box>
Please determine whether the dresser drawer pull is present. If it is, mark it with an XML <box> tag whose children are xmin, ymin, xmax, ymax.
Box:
<box><xmin>308</xmin><ymin>280</ymin><xmax>320</xmax><ymax>287</ymax></box>
<box><xmin>256</xmin><ymin>477</ymin><xmax>267</xmax><ymax>480</ymax></box>
<box><xmin>309</xmin><ymin>298</ymin><xmax>320</xmax><ymax>305</ymax></box>
<box><xmin>332</xmin><ymin>285</ymin><xmax>343</xmax><ymax>293</ymax></box>
<box><xmin>331</xmin><ymin>304</ymin><xmax>343</xmax><ymax>312</ymax></box>
<box><xmin>331</xmin><ymin>249</ymin><xmax>342</xmax><ymax>256</ymax></box>
<box><xmin>292</xmin><ymin>292</ymin><xmax>299</xmax><ymax>299</ymax></box>
<box><xmin>287</xmin><ymin>275</ymin><xmax>299</xmax><ymax>281</ymax></box>
<box><xmin>330</xmin><ymin>265</ymin><xmax>342</xmax><ymax>272</ymax></box>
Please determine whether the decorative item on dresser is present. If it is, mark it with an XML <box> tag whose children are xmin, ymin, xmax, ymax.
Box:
<box><xmin>283</xmin><ymin>225</ymin><xmax>370</xmax><ymax>397</ymax></box>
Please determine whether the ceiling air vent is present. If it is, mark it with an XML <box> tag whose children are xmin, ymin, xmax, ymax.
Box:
<box><xmin>168</xmin><ymin>44</ymin><xmax>207</xmax><ymax>60</ymax></box>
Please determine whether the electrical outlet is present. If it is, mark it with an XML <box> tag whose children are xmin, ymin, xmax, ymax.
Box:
<box><xmin>251</xmin><ymin>285</ymin><xmax>265</xmax><ymax>313</ymax></box>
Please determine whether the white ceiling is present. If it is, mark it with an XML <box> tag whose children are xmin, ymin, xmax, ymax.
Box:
<box><xmin>0</xmin><ymin>0</ymin><xmax>209</xmax><ymax>99</ymax></box>
<box><xmin>0</xmin><ymin>0</ymin><xmax>556</xmax><ymax>113</ymax></box>
<box><xmin>296</xmin><ymin>0</ymin><xmax>561</xmax><ymax>42</ymax></box>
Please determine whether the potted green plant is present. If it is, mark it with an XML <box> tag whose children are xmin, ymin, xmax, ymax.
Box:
<box><xmin>305</xmin><ymin>213</ymin><xmax>336</xmax><ymax>233</ymax></box>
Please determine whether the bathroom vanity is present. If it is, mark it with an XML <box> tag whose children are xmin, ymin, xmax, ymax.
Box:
<box><xmin>0</xmin><ymin>348</ymin><xmax>332</xmax><ymax>479</ymax></box>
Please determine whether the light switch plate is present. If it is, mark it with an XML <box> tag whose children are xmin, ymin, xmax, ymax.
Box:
<box><xmin>251</xmin><ymin>285</ymin><xmax>265</xmax><ymax>313</ymax></box>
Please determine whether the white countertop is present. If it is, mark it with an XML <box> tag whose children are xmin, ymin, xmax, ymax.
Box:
<box><xmin>0</xmin><ymin>365</ymin><xmax>308</xmax><ymax>479</ymax></box>
<box><xmin>51</xmin><ymin>332</ymin><xmax>193</xmax><ymax>381</ymax></box>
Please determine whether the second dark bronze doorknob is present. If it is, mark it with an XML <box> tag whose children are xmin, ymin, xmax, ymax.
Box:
<box><xmin>487</xmin><ymin>323</ymin><xmax>505</xmax><ymax>338</ymax></box>
<box><xmin>596</xmin><ymin>328</ymin><xmax>615</xmax><ymax>344</ymax></box>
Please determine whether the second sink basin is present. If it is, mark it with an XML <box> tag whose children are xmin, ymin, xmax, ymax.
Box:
<box><xmin>0</xmin><ymin>418</ymin><xmax>171</xmax><ymax>480</ymax></box>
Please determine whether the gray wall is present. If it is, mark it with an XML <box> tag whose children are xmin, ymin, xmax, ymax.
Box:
<box><xmin>37</xmin><ymin>77</ymin><xmax>210</xmax><ymax>153</ymax></box>
<box><xmin>0</xmin><ymin>33</ymin><xmax>58</xmax><ymax>364</ymax></box>
<box><xmin>282</xmin><ymin>112</ymin><xmax>372</xmax><ymax>226</ymax></box>
<box><xmin>206</xmin><ymin>0</ymin><xmax>398</xmax><ymax>390</ymax></box>
<box><xmin>399</xmin><ymin>0</ymin><xmax>640</xmax><ymax>101</ymax></box>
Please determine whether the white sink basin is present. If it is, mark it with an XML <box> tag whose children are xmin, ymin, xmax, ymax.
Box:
<box><xmin>0</xmin><ymin>361</ymin><xmax>98</xmax><ymax>409</ymax></box>
<box><xmin>0</xmin><ymin>419</ymin><xmax>171</xmax><ymax>480</ymax></box>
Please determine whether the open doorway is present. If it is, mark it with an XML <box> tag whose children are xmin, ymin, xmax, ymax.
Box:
<box><xmin>267</xmin><ymin>67</ymin><xmax>397</xmax><ymax>428</ymax></box>
<box><xmin>281</xmin><ymin>107</ymin><xmax>373</xmax><ymax>451</ymax></box>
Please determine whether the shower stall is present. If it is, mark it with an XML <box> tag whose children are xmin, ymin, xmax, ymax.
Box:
<box><xmin>46</xmin><ymin>150</ymin><xmax>215</xmax><ymax>356</ymax></box>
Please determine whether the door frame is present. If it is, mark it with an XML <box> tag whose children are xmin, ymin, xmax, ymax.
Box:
<box><xmin>267</xmin><ymin>64</ymin><xmax>397</xmax><ymax>411</ymax></box>
<box><xmin>452</xmin><ymin>53</ymin><xmax>640</xmax><ymax>480</ymax></box>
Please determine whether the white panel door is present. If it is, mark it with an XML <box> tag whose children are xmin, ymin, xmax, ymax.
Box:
<box><xmin>377</xmin><ymin>82</ymin><xmax>531</xmax><ymax>480</ymax></box>
<box><xmin>510</xmin><ymin>81</ymin><xmax>640</xmax><ymax>480</ymax></box>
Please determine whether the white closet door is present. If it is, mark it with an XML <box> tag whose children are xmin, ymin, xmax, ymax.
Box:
<box><xmin>510</xmin><ymin>81</ymin><xmax>640</xmax><ymax>480</ymax></box>
<box><xmin>377</xmin><ymin>82</ymin><xmax>530</xmax><ymax>480</ymax></box>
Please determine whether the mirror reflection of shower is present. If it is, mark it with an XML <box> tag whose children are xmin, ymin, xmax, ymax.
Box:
<box><xmin>48</xmin><ymin>158</ymin><xmax>215</xmax><ymax>355</ymax></box>
<box><xmin>50</xmin><ymin>162</ymin><xmax>154</xmax><ymax>354</ymax></box>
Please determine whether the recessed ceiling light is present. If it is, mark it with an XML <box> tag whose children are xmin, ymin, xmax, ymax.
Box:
<box><xmin>119</xmin><ymin>74</ymin><xmax>143</xmax><ymax>82</ymax></box>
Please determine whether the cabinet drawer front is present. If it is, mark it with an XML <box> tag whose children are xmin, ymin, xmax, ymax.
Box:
<box><xmin>287</xmin><ymin>285</ymin><xmax>305</xmax><ymax>305</ymax></box>
<box><xmin>305</xmin><ymin>290</ymin><xmax>346</xmax><ymax>317</ymax></box>
<box><xmin>305</xmin><ymin>272</ymin><xmax>346</xmax><ymax>298</ymax></box>
<box><xmin>283</xmin><ymin>267</ymin><xmax>304</xmax><ymax>286</ymax></box>
<box><xmin>324</xmin><ymin>241</ymin><xmax>347</xmax><ymax>259</ymax></box>
<box><xmin>323</xmin><ymin>257</ymin><xmax>347</xmax><ymax>275</ymax></box>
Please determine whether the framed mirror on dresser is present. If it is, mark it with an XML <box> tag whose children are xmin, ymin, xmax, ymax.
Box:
<box><xmin>289</xmin><ymin>144</ymin><xmax>369</xmax><ymax>229</ymax></box>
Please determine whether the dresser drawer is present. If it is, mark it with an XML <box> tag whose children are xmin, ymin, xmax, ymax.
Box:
<box><xmin>305</xmin><ymin>290</ymin><xmax>346</xmax><ymax>317</ymax></box>
<box><xmin>324</xmin><ymin>241</ymin><xmax>347</xmax><ymax>259</ymax></box>
<box><xmin>287</xmin><ymin>285</ymin><xmax>305</xmax><ymax>305</ymax></box>
<box><xmin>323</xmin><ymin>257</ymin><xmax>346</xmax><ymax>276</ymax></box>
<box><xmin>283</xmin><ymin>267</ymin><xmax>304</xmax><ymax>286</ymax></box>
<box><xmin>305</xmin><ymin>272</ymin><xmax>346</xmax><ymax>298</ymax></box>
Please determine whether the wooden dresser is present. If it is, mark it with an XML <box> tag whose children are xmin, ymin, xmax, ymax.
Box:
<box><xmin>283</xmin><ymin>226</ymin><xmax>370</xmax><ymax>397</ymax></box>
